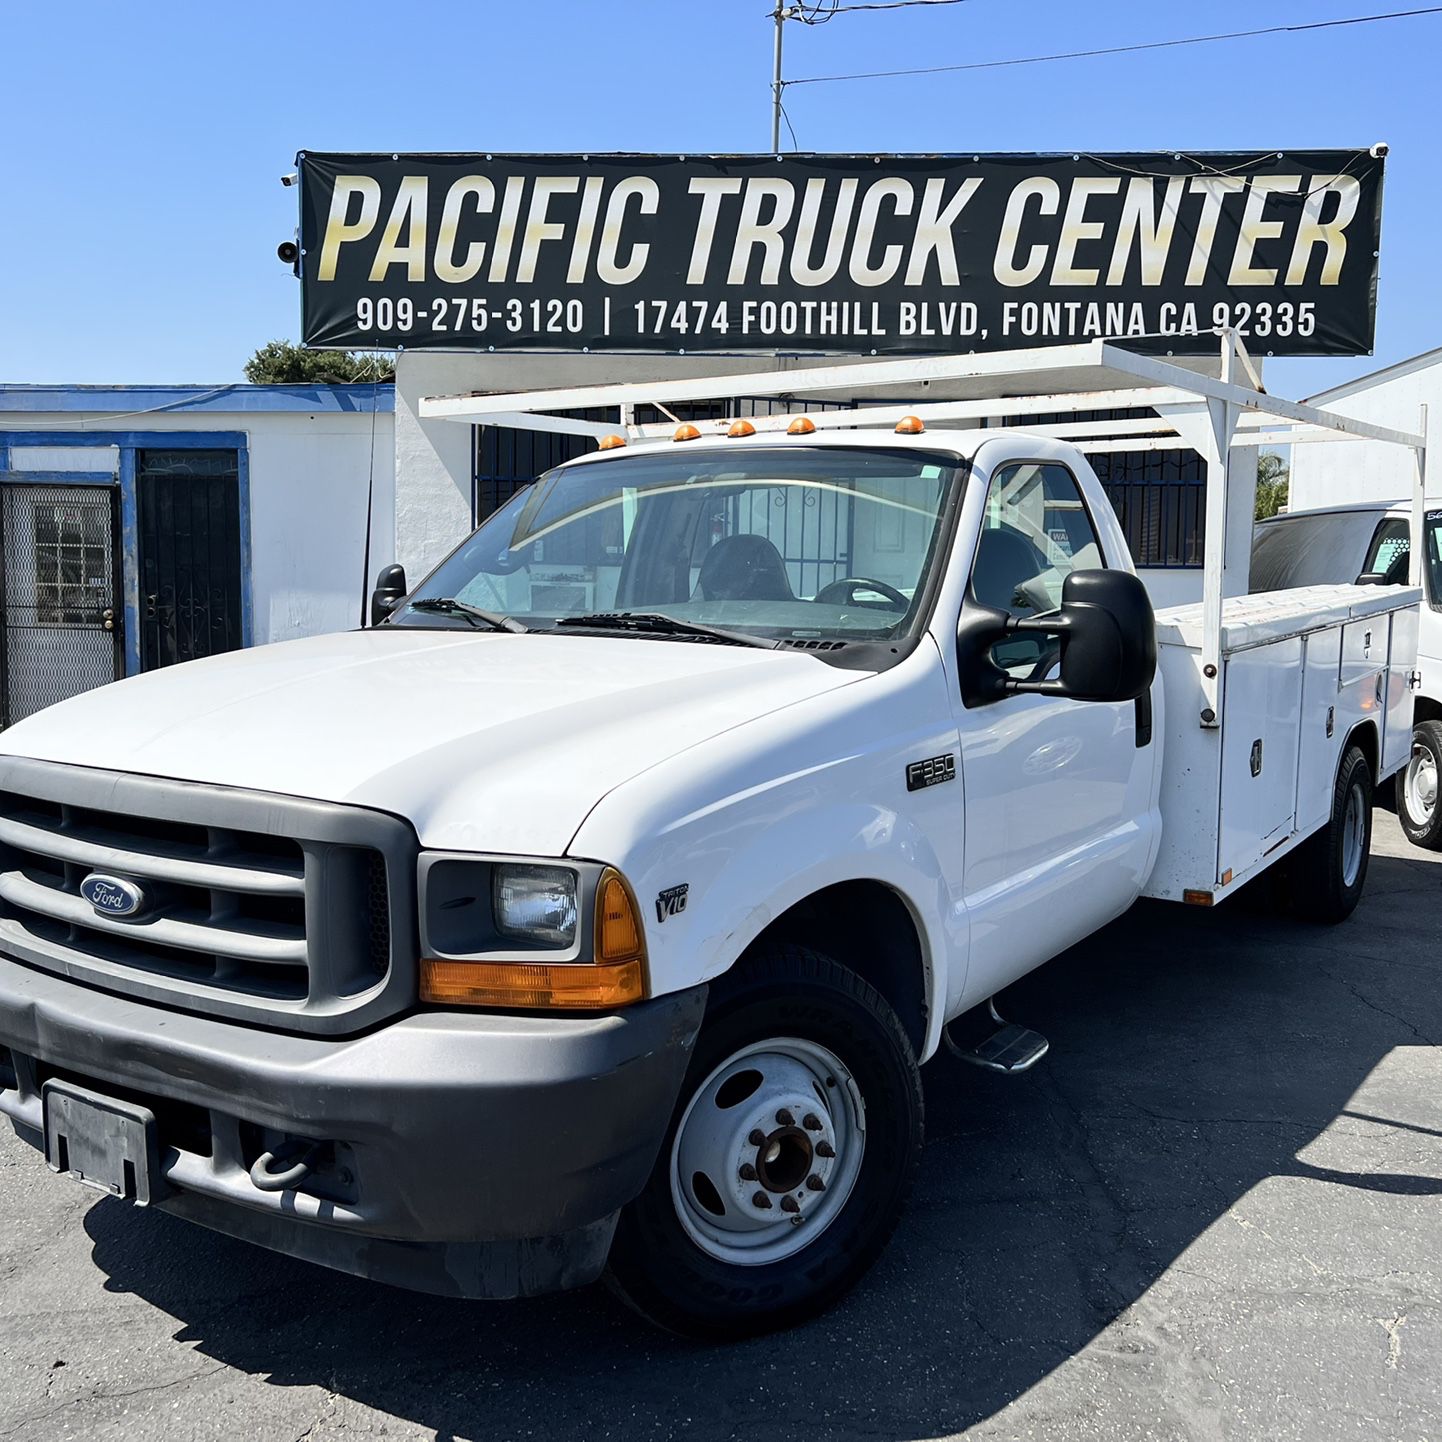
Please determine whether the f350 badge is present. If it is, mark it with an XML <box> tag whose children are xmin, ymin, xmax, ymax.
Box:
<box><xmin>655</xmin><ymin>884</ymin><xmax>689</xmax><ymax>923</ymax></box>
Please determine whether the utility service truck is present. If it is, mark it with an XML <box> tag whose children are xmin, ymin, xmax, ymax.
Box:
<box><xmin>0</xmin><ymin>339</ymin><xmax>1425</xmax><ymax>1338</ymax></box>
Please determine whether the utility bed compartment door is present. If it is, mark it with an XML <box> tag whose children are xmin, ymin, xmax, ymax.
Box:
<box><xmin>1384</xmin><ymin>606</ymin><xmax>1420</xmax><ymax>775</ymax></box>
<box><xmin>1219</xmin><ymin>639</ymin><xmax>1302</xmax><ymax>882</ymax></box>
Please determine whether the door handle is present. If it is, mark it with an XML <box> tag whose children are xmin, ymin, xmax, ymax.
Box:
<box><xmin>101</xmin><ymin>608</ymin><xmax>115</xmax><ymax>632</ymax></box>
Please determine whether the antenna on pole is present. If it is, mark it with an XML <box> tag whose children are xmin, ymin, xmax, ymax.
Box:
<box><xmin>771</xmin><ymin>3</ymin><xmax>792</xmax><ymax>152</ymax></box>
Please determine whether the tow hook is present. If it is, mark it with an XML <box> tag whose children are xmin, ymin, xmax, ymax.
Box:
<box><xmin>249</xmin><ymin>1139</ymin><xmax>327</xmax><ymax>1193</ymax></box>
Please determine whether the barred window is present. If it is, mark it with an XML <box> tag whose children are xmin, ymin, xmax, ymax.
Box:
<box><xmin>34</xmin><ymin>500</ymin><xmax>111</xmax><ymax>625</ymax></box>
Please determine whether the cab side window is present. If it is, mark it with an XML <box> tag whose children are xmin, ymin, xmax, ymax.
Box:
<box><xmin>970</xmin><ymin>462</ymin><xmax>1104</xmax><ymax>675</ymax></box>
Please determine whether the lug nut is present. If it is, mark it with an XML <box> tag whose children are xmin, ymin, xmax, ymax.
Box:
<box><xmin>776</xmin><ymin>1108</ymin><xmax>795</xmax><ymax>1127</ymax></box>
<box><xmin>781</xmin><ymin>1195</ymin><xmax>800</xmax><ymax>1214</ymax></box>
<box><xmin>802</xmin><ymin>1113</ymin><xmax>823</xmax><ymax>1132</ymax></box>
<box><xmin>806</xmin><ymin>1174</ymin><xmax>825</xmax><ymax>1191</ymax></box>
<box><xmin>748</xmin><ymin>1129</ymin><xmax>766</xmax><ymax>1146</ymax></box>
<box><xmin>739</xmin><ymin>1162</ymin><xmax>757</xmax><ymax>1181</ymax></box>
<box><xmin>752</xmin><ymin>1191</ymin><xmax>773</xmax><ymax>1209</ymax></box>
<box><xmin>816</xmin><ymin>1140</ymin><xmax>836</xmax><ymax>1158</ymax></box>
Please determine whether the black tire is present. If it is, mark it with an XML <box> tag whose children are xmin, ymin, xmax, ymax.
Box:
<box><xmin>1397</xmin><ymin>719</ymin><xmax>1442</xmax><ymax>851</ymax></box>
<box><xmin>606</xmin><ymin>944</ymin><xmax>923</xmax><ymax>1340</ymax></box>
<box><xmin>1289</xmin><ymin>744</ymin><xmax>1373</xmax><ymax>924</ymax></box>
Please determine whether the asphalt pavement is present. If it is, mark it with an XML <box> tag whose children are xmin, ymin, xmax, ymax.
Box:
<box><xmin>1</xmin><ymin>813</ymin><xmax>1438</xmax><ymax>1441</ymax></box>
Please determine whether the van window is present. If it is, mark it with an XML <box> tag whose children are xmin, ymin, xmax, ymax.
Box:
<box><xmin>1359</xmin><ymin>518</ymin><xmax>1410</xmax><ymax>584</ymax></box>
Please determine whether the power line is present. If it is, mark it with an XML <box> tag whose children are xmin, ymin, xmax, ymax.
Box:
<box><xmin>792</xmin><ymin>0</ymin><xmax>976</xmax><ymax>20</ymax></box>
<box><xmin>785</xmin><ymin>5</ymin><xmax>1442</xmax><ymax>86</ymax></box>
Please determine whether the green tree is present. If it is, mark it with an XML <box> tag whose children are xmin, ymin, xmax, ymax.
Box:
<box><xmin>244</xmin><ymin>340</ymin><xmax>394</xmax><ymax>385</ymax></box>
<box><xmin>1255</xmin><ymin>451</ymin><xmax>1289</xmax><ymax>521</ymax></box>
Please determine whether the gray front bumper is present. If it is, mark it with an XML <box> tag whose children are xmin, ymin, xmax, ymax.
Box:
<box><xmin>0</xmin><ymin>956</ymin><xmax>705</xmax><ymax>1298</ymax></box>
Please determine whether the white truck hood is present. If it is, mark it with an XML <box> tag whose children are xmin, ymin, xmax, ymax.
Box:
<box><xmin>0</xmin><ymin>630</ymin><xmax>862</xmax><ymax>855</ymax></box>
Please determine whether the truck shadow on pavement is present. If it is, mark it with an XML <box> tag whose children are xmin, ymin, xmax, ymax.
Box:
<box><xmin>82</xmin><ymin>850</ymin><xmax>1442</xmax><ymax>1441</ymax></box>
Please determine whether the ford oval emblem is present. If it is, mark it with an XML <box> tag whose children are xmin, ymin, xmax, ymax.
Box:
<box><xmin>79</xmin><ymin>873</ymin><xmax>147</xmax><ymax>918</ymax></box>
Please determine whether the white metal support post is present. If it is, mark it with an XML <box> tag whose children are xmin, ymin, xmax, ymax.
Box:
<box><xmin>1412</xmin><ymin>402</ymin><xmax>1432</xmax><ymax>587</ymax></box>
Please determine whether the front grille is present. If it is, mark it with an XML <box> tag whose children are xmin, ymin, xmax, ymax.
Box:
<box><xmin>0</xmin><ymin>758</ymin><xmax>417</xmax><ymax>1034</ymax></box>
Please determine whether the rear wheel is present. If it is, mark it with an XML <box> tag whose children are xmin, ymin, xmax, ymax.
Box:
<box><xmin>607</xmin><ymin>944</ymin><xmax>922</xmax><ymax>1339</ymax></box>
<box><xmin>1397</xmin><ymin>719</ymin><xmax>1442</xmax><ymax>850</ymax></box>
<box><xmin>1289</xmin><ymin>744</ymin><xmax>1373</xmax><ymax>924</ymax></box>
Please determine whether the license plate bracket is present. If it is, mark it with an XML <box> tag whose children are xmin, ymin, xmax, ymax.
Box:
<box><xmin>42</xmin><ymin>1079</ymin><xmax>169</xmax><ymax>1205</ymax></box>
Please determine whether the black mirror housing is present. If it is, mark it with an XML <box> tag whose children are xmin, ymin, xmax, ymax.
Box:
<box><xmin>957</xmin><ymin>568</ymin><xmax>1156</xmax><ymax>707</ymax></box>
<box><xmin>370</xmin><ymin>563</ymin><xmax>408</xmax><ymax>627</ymax></box>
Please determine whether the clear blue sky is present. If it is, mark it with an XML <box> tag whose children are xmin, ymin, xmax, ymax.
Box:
<box><xmin>2</xmin><ymin>0</ymin><xmax>1438</xmax><ymax>399</ymax></box>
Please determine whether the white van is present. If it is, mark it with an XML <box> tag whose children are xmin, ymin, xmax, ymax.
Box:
<box><xmin>1253</xmin><ymin>500</ymin><xmax>1442</xmax><ymax>847</ymax></box>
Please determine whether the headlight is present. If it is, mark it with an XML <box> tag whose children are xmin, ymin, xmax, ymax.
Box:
<box><xmin>418</xmin><ymin>855</ymin><xmax>648</xmax><ymax>1009</ymax></box>
<box><xmin>492</xmin><ymin>864</ymin><xmax>577</xmax><ymax>948</ymax></box>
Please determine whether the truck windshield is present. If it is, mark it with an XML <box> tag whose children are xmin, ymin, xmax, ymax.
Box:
<box><xmin>394</xmin><ymin>445</ymin><xmax>961</xmax><ymax>644</ymax></box>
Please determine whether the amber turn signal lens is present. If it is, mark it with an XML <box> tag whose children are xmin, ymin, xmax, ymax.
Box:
<box><xmin>728</xmin><ymin>419</ymin><xmax>757</xmax><ymax>437</ymax></box>
<box><xmin>598</xmin><ymin>433</ymin><xmax>627</xmax><ymax>450</ymax></box>
<box><xmin>596</xmin><ymin>868</ymin><xmax>644</xmax><ymax>964</ymax></box>
<box><xmin>894</xmin><ymin>415</ymin><xmax>925</xmax><ymax>434</ymax></box>
<box><xmin>673</xmin><ymin>423</ymin><xmax>702</xmax><ymax>442</ymax></box>
<box><xmin>787</xmin><ymin>416</ymin><xmax>817</xmax><ymax>435</ymax></box>
<box><xmin>420</xmin><ymin>957</ymin><xmax>645</xmax><ymax>1010</ymax></box>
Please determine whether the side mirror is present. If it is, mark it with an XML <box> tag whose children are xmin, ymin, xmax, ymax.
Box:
<box><xmin>957</xmin><ymin>568</ymin><xmax>1157</xmax><ymax>708</ymax></box>
<box><xmin>370</xmin><ymin>563</ymin><xmax>408</xmax><ymax>626</ymax></box>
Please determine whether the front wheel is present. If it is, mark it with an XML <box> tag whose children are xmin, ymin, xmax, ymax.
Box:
<box><xmin>606</xmin><ymin>945</ymin><xmax>923</xmax><ymax>1339</ymax></box>
<box><xmin>1397</xmin><ymin>719</ymin><xmax>1442</xmax><ymax>850</ymax></box>
<box><xmin>1288</xmin><ymin>744</ymin><xmax>1373</xmax><ymax>924</ymax></box>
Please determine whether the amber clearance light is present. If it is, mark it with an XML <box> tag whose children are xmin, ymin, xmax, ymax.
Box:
<box><xmin>420</xmin><ymin>868</ymin><xmax>648</xmax><ymax>1011</ymax></box>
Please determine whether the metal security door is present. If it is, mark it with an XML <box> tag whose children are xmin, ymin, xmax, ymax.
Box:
<box><xmin>0</xmin><ymin>481</ymin><xmax>124</xmax><ymax>727</ymax></box>
<box><xmin>136</xmin><ymin>450</ymin><xmax>243</xmax><ymax>670</ymax></box>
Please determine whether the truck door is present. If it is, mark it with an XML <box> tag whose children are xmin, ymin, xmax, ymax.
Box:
<box><xmin>953</xmin><ymin>458</ymin><xmax>1157</xmax><ymax>996</ymax></box>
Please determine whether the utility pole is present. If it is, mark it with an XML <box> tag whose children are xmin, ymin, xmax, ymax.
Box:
<box><xmin>771</xmin><ymin>3</ymin><xmax>791</xmax><ymax>153</ymax></box>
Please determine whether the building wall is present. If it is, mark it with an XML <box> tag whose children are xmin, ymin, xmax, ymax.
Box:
<box><xmin>1289</xmin><ymin>352</ymin><xmax>1440</xmax><ymax>511</ymax></box>
<box><xmin>0</xmin><ymin>404</ymin><xmax>394</xmax><ymax>647</ymax></box>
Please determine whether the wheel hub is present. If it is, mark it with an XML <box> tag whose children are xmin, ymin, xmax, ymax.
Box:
<box><xmin>1407</xmin><ymin>742</ymin><xmax>1438</xmax><ymax>822</ymax></box>
<box><xmin>670</xmin><ymin>1038</ymin><xmax>865</xmax><ymax>1266</ymax></box>
<box><xmin>754</xmin><ymin>1125</ymin><xmax>813</xmax><ymax>1194</ymax></box>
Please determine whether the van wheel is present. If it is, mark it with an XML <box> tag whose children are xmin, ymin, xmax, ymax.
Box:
<box><xmin>1289</xmin><ymin>745</ymin><xmax>1372</xmax><ymax>924</ymax></box>
<box><xmin>1397</xmin><ymin>720</ymin><xmax>1442</xmax><ymax>850</ymax></box>
<box><xmin>606</xmin><ymin>944</ymin><xmax>922</xmax><ymax>1339</ymax></box>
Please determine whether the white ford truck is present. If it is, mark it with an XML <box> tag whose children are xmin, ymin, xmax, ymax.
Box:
<box><xmin>0</xmin><ymin>343</ymin><xmax>1424</xmax><ymax>1338</ymax></box>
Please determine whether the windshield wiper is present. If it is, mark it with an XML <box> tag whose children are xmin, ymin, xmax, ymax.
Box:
<box><xmin>553</xmin><ymin>612</ymin><xmax>776</xmax><ymax>649</ymax></box>
<box><xmin>407</xmin><ymin>598</ymin><xmax>528</xmax><ymax>633</ymax></box>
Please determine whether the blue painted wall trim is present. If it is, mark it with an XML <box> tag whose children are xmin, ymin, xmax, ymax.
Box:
<box><xmin>237</xmin><ymin>446</ymin><xmax>254</xmax><ymax>649</ymax></box>
<box><xmin>0</xmin><ymin>383</ymin><xmax>393</xmax><ymax>415</ymax></box>
<box><xmin>119</xmin><ymin>450</ymin><xmax>141</xmax><ymax>676</ymax></box>
<box><xmin>0</xmin><ymin>431</ymin><xmax>249</xmax><ymax>450</ymax></box>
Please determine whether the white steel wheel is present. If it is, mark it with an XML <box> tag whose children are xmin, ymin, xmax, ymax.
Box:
<box><xmin>1398</xmin><ymin>720</ymin><xmax>1442</xmax><ymax>850</ymax></box>
<box><xmin>607</xmin><ymin>945</ymin><xmax>922</xmax><ymax>1339</ymax></box>
<box><xmin>1288</xmin><ymin>744</ymin><xmax>1372</xmax><ymax>924</ymax></box>
<box><xmin>669</xmin><ymin>1037</ymin><xmax>866</xmax><ymax>1267</ymax></box>
<box><xmin>1341</xmin><ymin>777</ymin><xmax>1367</xmax><ymax>889</ymax></box>
<box><xmin>1405</xmin><ymin>740</ymin><xmax>1438</xmax><ymax>827</ymax></box>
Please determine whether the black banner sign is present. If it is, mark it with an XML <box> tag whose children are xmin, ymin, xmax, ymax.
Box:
<box><xmin>297</xmin><ymin>150</ymin><xmax>1383</xmax><ymax>356</ymax></box>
